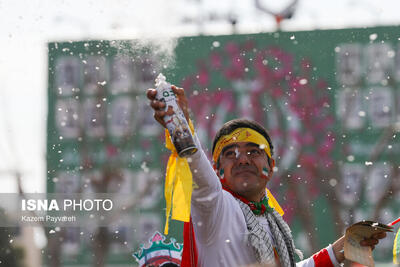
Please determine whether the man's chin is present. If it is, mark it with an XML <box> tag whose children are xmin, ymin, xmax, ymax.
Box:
<box><xmin>234</xmin><ymin>179</ymin><xmax>260</xmax><ymax>191</ymax></box>
<box><xmin>232</xmin><ymin>177</ymin><xmax>267</xmax><ymax>193</ymax></box>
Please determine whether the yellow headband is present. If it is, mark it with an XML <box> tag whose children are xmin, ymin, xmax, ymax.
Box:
<box><xmin>212</xmin><ymin>127</ymin><xmax>272</xmax><ymax>163</ymax></box>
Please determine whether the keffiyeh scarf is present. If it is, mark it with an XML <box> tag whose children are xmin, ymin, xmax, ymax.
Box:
<box><xmin>236</xmin><ymin>198</ymin><xmax>302</xmax><ymax>267</ymax></box>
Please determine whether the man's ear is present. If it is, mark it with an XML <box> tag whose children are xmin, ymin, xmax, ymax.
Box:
<box><xmin>269</xmin><ymin>158</ymin><xmax>275</xmax><ymax>172</ymax></box>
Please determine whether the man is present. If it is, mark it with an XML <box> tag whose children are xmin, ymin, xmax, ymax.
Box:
<box><xmin>147</xmin><ymin>86</ymin><xmax>386</xmax><ymax>267</ymax></box>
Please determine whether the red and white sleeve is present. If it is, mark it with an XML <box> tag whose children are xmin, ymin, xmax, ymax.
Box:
<box><xmin>296</xmin><ymin>244</ymin><xmax>340</xmax><ymax>267</ymax></box>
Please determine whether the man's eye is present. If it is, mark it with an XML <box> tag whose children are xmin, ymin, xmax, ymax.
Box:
<box><xmin>225</xmin><ymin>151</ymin><xmax>235</xmax><ymax>157</ymax></box>
<box><xmin>248</xmin><ymin>149</ymin><xmax>261</xmax><ymax>155</ymax></box>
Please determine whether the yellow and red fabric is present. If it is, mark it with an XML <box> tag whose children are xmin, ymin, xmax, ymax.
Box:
<box><xmin>164</xmin><ymin>120</ymin><xmax>195</xmax><ymax>235</ymax></box>
<box><xmin>212</xmin><ymin>127</ymin><xmax>272</xmax><ymax>163</ymax></box>
<box><xmin>394</xmin><ymin>227</ymin><xmax>400</xmax><ymax>264</ymax></box>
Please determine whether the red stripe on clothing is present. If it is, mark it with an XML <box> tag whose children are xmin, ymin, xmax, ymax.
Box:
<box><xmin>222</xmin><ymin>185</ymin><xmax>252</xmax><ymax>205</ymax></box>
<box><xmin>313</xmin><ymin>248</ymin><xmax>334</xmax><ymax>267</ymax></box>
<box><xmin>182</xmin><ymin>219</ymin><xmax>198</xmax><ymax>267</ymax></box>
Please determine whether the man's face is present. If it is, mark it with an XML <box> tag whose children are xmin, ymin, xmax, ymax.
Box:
<box><xmin>218</xmin><ymin>142</ymin><xmax>272</xmax><ymax>201</ymax></box>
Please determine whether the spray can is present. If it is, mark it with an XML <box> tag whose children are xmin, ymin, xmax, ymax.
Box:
<box><xmin>155</xmin><ymin>73</ymin><xmax>197</xmax><ymax>157</ymax></box>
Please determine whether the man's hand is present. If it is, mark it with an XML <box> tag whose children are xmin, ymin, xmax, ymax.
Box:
<box><xmin>146</xmin><ymin>85</ymin><xmax>190</xmax><ymax>128</ymax></box>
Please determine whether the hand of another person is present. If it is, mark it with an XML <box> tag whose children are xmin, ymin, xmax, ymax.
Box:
<box><xmin>146</xmin><ymin>85</ymin><xmax>190</xmax><ymax>128</ymax></box>
<box><xmin>333</xmin><ymin>231</ymin><xmax>388</xmax><ymax>263</ymax></box>
<box><xmin>360</xmin><ymin>231</ymin><xmax>387</xmax><ymax>250</ymax></box>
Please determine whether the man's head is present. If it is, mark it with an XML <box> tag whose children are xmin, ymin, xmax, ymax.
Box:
<box><xmin>212</xmin><ymin>119</ymin><xmax>275</xmax><ymax>202</ymax></box>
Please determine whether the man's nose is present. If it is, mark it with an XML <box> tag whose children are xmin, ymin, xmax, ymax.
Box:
<box><xmin>236</xmin><ymin>151</ymin><xmax>251</xmax><ymax>164</ymax></box>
